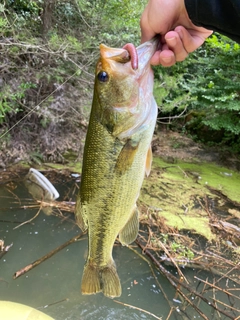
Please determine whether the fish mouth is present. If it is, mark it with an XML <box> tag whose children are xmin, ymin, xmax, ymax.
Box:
<box><xmin>99</xmin><ymin>37</ymin><xmax>159</xmax><ymax>73</ymax></box>
<box><xmin>99</xmin><ymin>45</ymin><xmax>131</xmax><ymax>65</ymax></box>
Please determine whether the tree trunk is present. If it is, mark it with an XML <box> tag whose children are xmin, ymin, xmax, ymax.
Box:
<box><xmin>41</xmin><ymin>0</ymin><xmax>56</xmax><ymax>40</ymax></box>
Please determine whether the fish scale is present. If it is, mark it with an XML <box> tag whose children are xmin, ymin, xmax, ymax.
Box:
<box><xmin>75</xmin><ymin>38</ymin><xmax>158</xmax><ymax>298</ymax></box>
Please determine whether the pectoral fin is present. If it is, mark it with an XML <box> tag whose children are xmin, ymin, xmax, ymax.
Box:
<box><xmin>119</xmin><ymin>206</ymin><xmax>139</xmax><ymax>245</ymax></box>
<box><xmin>145</xmin><ymin>145</ymin><xmax>152</xmax><ymax>177</ymax></box>
<box><xmin>75</xmin><ymin>195</ymin><xmax>88</xmax><ymax>231</ymax></box>
<box><xmin>115</xmin><ymin>139</ymin><xmax>139</xmax><ymax>175</ymax></box>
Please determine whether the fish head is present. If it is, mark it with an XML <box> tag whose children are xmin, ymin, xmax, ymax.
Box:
<box><xmin>95</xmin><ymin>45</ymin><xmax>138</xmax><ymax>112</ymax></box>
<box><xmin>93</xmin><ymin>38</ymin><xmax>159</xmax><ymax>138</ymax></box>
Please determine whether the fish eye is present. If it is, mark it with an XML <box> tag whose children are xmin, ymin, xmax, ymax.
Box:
<box><xmin>97</xmin><ymin>71</ymin><xmax>109</xmax><ymax>83</ymax></box>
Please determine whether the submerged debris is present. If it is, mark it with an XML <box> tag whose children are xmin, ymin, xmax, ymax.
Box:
<box><xmin>0</xmin><ymin>240</ymin><xmax>13</xmax><ymax>260</ymax></box>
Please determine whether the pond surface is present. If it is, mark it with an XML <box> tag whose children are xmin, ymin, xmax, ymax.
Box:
<box><xmin>0</xmin><ymin>169</ymin><xmax>239</xmax><ymax>319</ymax></box>
<box><xmin>0</xmin><ymin>176</ymin><xmax>174</xmax><ymax>320</ymax></box>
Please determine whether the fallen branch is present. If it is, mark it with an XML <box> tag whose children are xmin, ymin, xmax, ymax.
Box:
<box><xmin>176</xmin><ymin>288</ymin><xmax>209</xmax><ymax>320</ymax></box>
<box><xmin>136</xmin><ymin>238</ymin><xmax>238</xmax><ymax>320</ymax></box>
<box><xmin>39</xmin><ymin>298</ymin><xmax>69</xmax><ymax>309</ymax></box>
<box><xmin>194</xmin><ymin>276</ymin><xmax>240</xmax><ymax>302</ymax></box>
<box><xmin>13</xmin><ymin>233</ymin><xmax>83</xmax><ymax>279</ymax></box>
<box><xmin>113</xmin><ymin>300</ymin><xmax>162</xmax><ymax>320</ymax></box>
<box><xmin>13</xmin><ymin>206</ymin><xmax>42</xmax><ymax>230</ymax></box>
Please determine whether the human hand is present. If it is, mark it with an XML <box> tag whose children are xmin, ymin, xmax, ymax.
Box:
<box><xmin>140</xmin><ymin>0</ymin><xmax>213</xmax><ymax>66</ymax></box>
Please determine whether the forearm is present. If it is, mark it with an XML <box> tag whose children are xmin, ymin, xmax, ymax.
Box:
<box><xmin>185</xmin><ymin>0</ymin><xmax>240</xmax><ymax>42</ymax></box>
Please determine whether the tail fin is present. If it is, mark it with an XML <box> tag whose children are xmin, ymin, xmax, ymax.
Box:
<box><xmin>81</xmin><ymin>261</ymin><xmax>121</xmax><ymax>298</ymax></box>
<box><xmin>81</xmin><ymin>263</ymin><xmax>101</xmax><ymax>295</ymax></box>
<box><xmin>101</xmin><ymin>263</ymin><xmax>122</xmax><ymax>298</ymax></box>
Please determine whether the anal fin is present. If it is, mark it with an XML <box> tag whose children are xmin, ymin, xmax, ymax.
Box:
<box><xmin>119</xmin><ymin>206</ymin><xmax>139</xmax><ymax>245</ymax></box>
<box><xmin>75</xmin><ymin>195</ymin><xmax>88</xmax><ymax>231</ymax></box>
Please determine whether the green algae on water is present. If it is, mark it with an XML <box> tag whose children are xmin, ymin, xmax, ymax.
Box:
<box><xmin>140</xmin><ymin>157</ymin><xmax>240</xmax><ymax>241</ymax></box>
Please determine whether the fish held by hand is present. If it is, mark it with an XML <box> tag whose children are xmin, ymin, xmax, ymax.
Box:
<box><xmin>75</xmin><ymin>38</ymin><xmax>159</xmax><ymax>298</ymax></box>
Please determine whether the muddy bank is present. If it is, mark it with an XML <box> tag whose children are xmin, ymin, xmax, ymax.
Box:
<box><xmin>152</xmin><ymin>131</ymin><xmax>240</xmax><ymax>171</ymax></box>
<box><xmin>1</xmin><ymin>127</ymin><xmax>240</xmax><ymax>172</ymax></box>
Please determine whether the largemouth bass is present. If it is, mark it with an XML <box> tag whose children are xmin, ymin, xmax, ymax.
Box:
<box><xmin>75</xmin><ymin>38</ymin><xmax>158</xmax><ymax>298</ymax></box>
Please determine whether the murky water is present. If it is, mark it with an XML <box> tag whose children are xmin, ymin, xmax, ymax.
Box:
<box><xmin>0</xmin><ymin>171</ymin><xmax>239</xmax><ymax>319</ymax></box>
<box><xmin>0</xmin><ymin>176</ymin><xmax>173</xmax><ymax>320</ymax></box>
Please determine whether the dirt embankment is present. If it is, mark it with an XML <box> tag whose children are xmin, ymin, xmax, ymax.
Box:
<box><xmin>152</xmin><ymin>131</ymin><xmax>240</xmax><ymax>171</ymax></box>
<box><xmin>1</xmin><ymin>125</ymin><xmax>240</xmax><ymax>173</ymax></box>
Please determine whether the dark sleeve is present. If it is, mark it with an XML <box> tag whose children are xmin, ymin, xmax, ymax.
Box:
<box><xmin>185</xmin><ymin>0</ymin><xmax>240</xmax><ymax>43</ymax></box>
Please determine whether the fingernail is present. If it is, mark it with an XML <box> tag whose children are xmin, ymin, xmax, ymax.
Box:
<box><xmin>162</xmin><ymin>56</ymin><xmax>173</xmax><ymax>63</ymax></box>
<box><xmin>167</xmin><ymin>37</ymin><xmax>176</xmax><ymax>46</ymax></box>
<box><xmin>176</xmin><ymin>29</ymin><xmax>183</xmax><ymax>39</ymax></box>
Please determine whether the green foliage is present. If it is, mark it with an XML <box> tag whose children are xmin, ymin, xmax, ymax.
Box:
<box><xmin>1</xmin><ymin>0</ymin><xmax>240</xmax><ymax>153</ymax></box>
<box><xmin>0</xmin><ymin>0</ymin><xmax>147</xmax><ymax>119</ymax></box>
<box><xmin>170</xmin><ymin>242</ymin><xmax>195</xmax><ymax>260</ymax></box>
<box><xmin>6</xmin><ymin>0</ymin><xmax>42</xmax><ymax>14</ymax></box>
<box><xmin>153</xmin><ymin>33</ymin><xmax>240</xmax><ymax>150</ymax></box>
<box><xmin>0</xmin><ymin>16</ymin><xmax>7</xmax><ymax>28</ymax></box>
<box><xmin>97</xmin><ymin>0</ymin><xmax>146</xmax><ymax>44</ymax></box>
<box><xmin>190</xmin><ymin>35</ymin><xmax>240</xmax><ymax>137</ymax></box>
<box><xmin>0</xmin><ymin>82</ymin><xmax>36</xmax><ymax>124</ymax></box>
<box><xmin>153</xmin><ymin>68</ymin><xmax>194</xmax><ymax>114</ymax></box>
<box><xmin>5</xmin><ymin>0</ymin><xmax>42</xmax><ymax>27</ymax></box>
